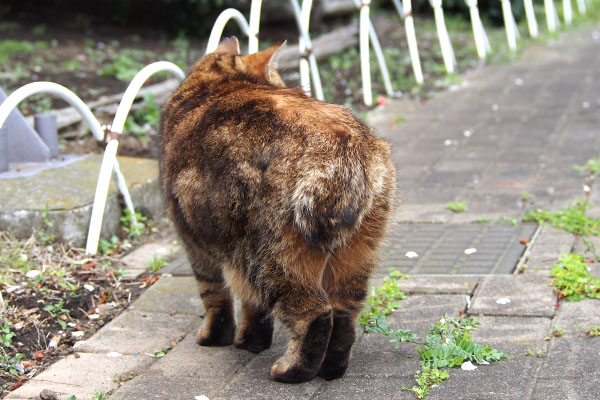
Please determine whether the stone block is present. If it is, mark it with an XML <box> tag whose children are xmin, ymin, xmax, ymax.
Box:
<box><xmin>129</xmin><ymin>276</ymin><xmax>202</xmax><ymax>316</ymax></box>
<box><xmin>469</xmin><ymin>275</ymin><xmax>556</xmax><ymax>317</ymax></box>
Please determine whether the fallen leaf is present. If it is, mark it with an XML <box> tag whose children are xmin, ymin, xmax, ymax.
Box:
<box><xmin>520</xmin><ymin>239</ymin><xmax>529</xmax><ymax>245</ymax></box>
<box><xmin>10</xmin><ymin>380</ymin><xmax>22</xmax><ymax>390</ymax></box>
<box><xmin>22</xmin><ymin>361</ymin><xmax>35</xmax><ymax>368</ymax></box>
<box><xmin>35</xmin><ymin>352</ymin><xmax>44</xmax><ymax>360</ymax></box>
<box><xmin>48</xmin><ymin>335</ymin><xmax>61</xmax><ymax>348</ymax></box>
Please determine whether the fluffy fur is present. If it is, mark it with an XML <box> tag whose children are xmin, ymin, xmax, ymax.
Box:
<box><xmin>159</xmin><ymin>37</ymin><xmax>396</xmax><ymax>383</ymax></box>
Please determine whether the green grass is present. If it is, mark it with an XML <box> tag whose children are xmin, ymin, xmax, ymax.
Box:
<box><xmin>445</xmin><ymin>201</ymin><xmax>468</xmax><ymax>213</ymax></box>
<box><xmin>147</xmin><ymin>255</ymin><xmax>168</xmax><ymax>273</ymax></box>
<box><xmin>550</xmin><ymin>253</ymin><xmax>600</xmax><ymax>301</ymax></box>
<box><xmin>523</xmin><ymin>199</ymin><xmax>600</xmax><ymax>237</ymax></box>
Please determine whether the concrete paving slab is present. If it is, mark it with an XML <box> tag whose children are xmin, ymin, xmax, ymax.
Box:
<box><xmin>212</xmin><ymin>355</ymin><xmax>323</xmax><ymax>400</ymax></box>
<box><xmin>530</xmin><ymin>378</ymin><xmax>600</xmax><ymax>400</ymax></box>
<box><xmin>387</xmin><ymin>294</ymin><xmax>469</xmax><ymax>329</ymax></box>
<box><xmin>109</xmin><ymin>375</ymin><xmax>224</xmax><ymax>400</ymax></box>
<box><xmin>469</xmin><ymin>275</ymin><xmax>556</xmax><ymax>317</ymax></box>
<box><xmin>6</xmin><ymin>352</ymin><xmax>153</xmax><ymax>400</ymax></box>
<box><xmin>146</xmin><ymin>332</ymin><xmax>254</xmax><ymax>378</ymax></box>
<box><xmin>120</xmin><ymin>239</ymin><xmax>181</xmax><ymax>279</ymax></box>
<box><xmin>390</xmin><ymin>276</ymin><xmax>478</xmax><ymax>295</ymax></box>
<box><xmin>311</xmin><ymin>376</ymin><xmax>414</xmax><ymax>400</ymax></box>
<box><xmin>130</xmin><ymin>276</ymin><xmax>202</xmax><ymax>316</ymax></box>
<box><xmin>76</xmin><ymin>310</ymin><xmax>198</xmax><ymax>354</ymax></box>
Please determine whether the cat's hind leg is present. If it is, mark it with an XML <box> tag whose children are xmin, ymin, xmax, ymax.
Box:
<box><xmin>234</xmin><ymin>301</ymin><xmax>274</xmax><ymax>353</ymax></box>
<box><xmin>267</xmin><ymin>247</ymin><xmax>333</xmax><ymax>383</ymax></box>
<box><xmin>189</xmin><ymin>251</ymin><xmax>236</xmax><ymax>347</ymax></box>
<box><xmin>318</xmin><ymin>206</ymin><xmax>389</xmax><ymax>380</ymax></box>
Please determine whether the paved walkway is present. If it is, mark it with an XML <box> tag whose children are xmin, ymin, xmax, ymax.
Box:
<box><xmin>7</xmin><ymin>25</ymin><xmax>600</xmax><ymax>400</ymax></box>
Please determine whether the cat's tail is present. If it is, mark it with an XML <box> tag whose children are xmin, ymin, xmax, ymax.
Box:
<box><xmin>291</xmin><ymin>148</ymin><xmax>392</xmax><ymax>253</ymax></box>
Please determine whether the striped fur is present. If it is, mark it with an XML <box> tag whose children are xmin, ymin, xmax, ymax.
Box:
<box><xmin>159</xmin><ymin>37</ymin><xmax>396</xmax><ymax>383</ymax></box>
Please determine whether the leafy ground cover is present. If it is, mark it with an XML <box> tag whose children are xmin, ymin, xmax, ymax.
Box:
<box><xmin>360</xmin><ymin>270</ymin><xmax>507</xmax><ymax>398</ymax></box>
<box><xmin>0</xmin><ymin>213</ymin><xmax>172</xmax><ymax>395</ymax></box>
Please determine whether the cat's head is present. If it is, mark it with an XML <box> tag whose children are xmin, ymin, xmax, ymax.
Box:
<box><xmin>192</xmin><ymin>36</ymin><xmax>286</xmax><ymax>87</ymax></box>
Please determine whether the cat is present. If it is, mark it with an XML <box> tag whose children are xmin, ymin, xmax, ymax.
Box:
<box><xmin>159</xmin><ymin>36</ymin><xmax>396</xmax><ymax>383</ymax></box>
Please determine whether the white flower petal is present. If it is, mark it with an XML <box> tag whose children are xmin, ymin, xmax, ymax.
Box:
<box><xmin>496</xmin><ymin>297</ymin><xmax>511</xmax><ymax>305</ymax></box>
<box><xmin>461</xmin><ymin>361</ymin><xmax>478</xmax><ymax>371</ymax></box>
<box><xmin>405</xmin><ymin>251</ymin><xmax>419</xmax><ymax>259</ymax></box>
<box><xmin>84</xmin><ymin>284</ymin><xmax>95</xmax><ymax>292</ymax></box>
<box><xmin>25</xmin><ymin>270</ymin><xmax>40</xmax><ymax>278</ymax></box>
<box><xmin>464</xmin><ymin>248</ymin><xmax>477</xmax><ymax>255</ymax></box>
<box><xmin>107</xmin><ymin>352</ymin><xmax>123</xmax><ymax>358</ymax></box>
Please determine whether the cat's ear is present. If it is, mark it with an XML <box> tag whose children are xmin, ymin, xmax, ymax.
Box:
<box><xmin>243</xmin><ymin>41</ymin><xmax>286</xmax><ymax>76</ymax></box>
<box><xmin>215</xmin><ymin>36</ymin><xmax>241</xmax><ymax>55</ymax></box>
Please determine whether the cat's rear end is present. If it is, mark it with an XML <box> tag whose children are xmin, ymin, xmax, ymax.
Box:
<box><xmin>159</xmin><ymin>37</ymin><xmax>396</xmax><ymax>383</ymax></box>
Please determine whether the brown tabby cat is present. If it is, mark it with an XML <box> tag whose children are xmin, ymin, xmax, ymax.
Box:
<box><xmin>159</xmin><ymin>36</ymin><xmax>395</xmax><ymax>383</ymax></box>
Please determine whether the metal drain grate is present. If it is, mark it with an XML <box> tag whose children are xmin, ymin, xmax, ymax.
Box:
<box><xmin>380</xmin><ymin>223</ymin><xmax>538</xmax><ymax>275</ymax></box>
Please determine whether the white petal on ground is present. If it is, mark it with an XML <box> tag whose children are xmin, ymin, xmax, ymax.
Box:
<box><xmin>496</xmin><ymin>297</ymin><xmax>511</xmax><ymax>305</ymax></box>
<box><xmin>463</xmin><ymin>130</ymin><xmax>472</xmax><ymax>137</ymax></box>
<box><xmin>25</xmin><ymin>270</ymin><xmax>40</xmax><ymax>278</ymax></box>
<box><xmin>461</xmin><ymin>361</ymin><xmax>478</xmax><ymax>371</ymax></box>
<box><xmin>405</xmin><ymin>251</ymin><xmax>419</xmax><ymax>258</ymax></box>
<box><xmin>84</xmin><ymin>284</ymin><xmax>95</xmax><ymax>292</ymax></box>
<box><xmin>88</xmin><ymin>314</ymin><xmax>100</xmax><ymax>319</ymax></box>
<box><xmin>195</xmin><ymin>396</ymin><xmax>210</xmax><ymax>400</ymax></box>
<box><xmin>464</xmin><ymin>248</ymin><xmax>477</xmax><ymax>255</ymax></box>
<box><xmin>582</xmin><ymin>101</ymin><xmax>590</xmax><ymax>108</ymax></box>
<box><xmin>515</xmin><ymin>78</ymin><xmax>523</xmax><ymax>86</ymax></box>
<box><xmin>71</xmin><ymin>331</ymin><xmax>85</xmax><ymax>338</ymax></box>
<box><xmin>107</xmin><ymin>352</ymin><xmax>123</xmax><ymax>358</ymax></box>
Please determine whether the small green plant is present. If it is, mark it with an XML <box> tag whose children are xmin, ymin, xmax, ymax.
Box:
<box><xmin>152</xmin><ymin>346</ymin><xmax>171</xmax><ymax>357</ymax></box>
<box><xmin>43</xmin><ymin>300</ymin><xmax>71</xmax><ymax>329</ymax></box>
<box><xmin>550</xmin><ymin>253</ymin><xmax>600</xmax><ymax>301</ymax></box>
<box><xmin>147</xmin><ymin>255</ymin><xmax>167</xmax><ymax>273</ymax></box>
<box><xmin>124</xmin><ymin>93</ymin><xmax>161</xmax><ymax>141</ymax></box>
<box><xmin>359</xmin><ymin>268</ymin><xmax>407</xmax><ymax>327</ymax></box>
<box><xmin>521</xmin><ymin>192</ymin><xmax>535</xmax><ymax>202</ymax></box>
<box><xmin>586</xmin><ymin>325</ymin><xmax>600</xmax><ymax>336</ymax></box>
<box><xmin>99</xmin><ymin>235</ymin><xmax>121</xmax><ymax>255</ymax></box>
<box><xmin>98</xmin><ymin>49</ymin><xmax>149</xmax><ymax>82</ymax></box>
<box><xmin>473</xmin><ymin>217</ymin><xmax>491</xmax><ymax>224</ymax></box>
<box><xmin>445</xmin><ymin>201</ymin><xmax>467</xmax><ymax>213</ymax></box>
<box><xmin>403</xmin><ymin>367</ymin><xmax>449</xmax><ymax>399</ymax></box>
<box><xmin>1</xmin><ymin>319</ymin><xmax>16</xmax><ymax>347</ymax></box>
<box><xmin>37</xmin><ymin>204</ymin><xmax>55</xmax><ymax>245</ymax></box>
<box><xmin>550</xmin><ymin>325</ymin><xmax>564</xmax><ymax>337</ymax></box>
<box><xmin>93</xmin><ymin>390</ymin><xmax>107</xmax><ymax>400</ymax></box>
<box><xmin>525</xmin><ymin>348</ymin><xmax>545</xmax><ymax>358</ymax></box>
<box><xmin>0</xmin><ymin>349</ymin><xmax>24</xmax><ymax>376</ymax></box>
<box><xmin>120</xmin><ymin>208</ymin><xmax>147</xmax><ymax>241</ymax></box>
<box><xmin>497</xmin><ymin>216</ymin><xmax>518</xmax><ymax>226</ymax></box>
<box><xmin>573</xmin><ymin>157</ymin><xmax>600</xmax><ymax>177</ymax></box>
<box><xmin>523</xmin><ymin>199</ymin><xmax>600</xmax><ymax>237</ymax></box>
<box><xmin>0</xmin><ymin>39</ymin><xmax>34</xmax><ymax>63</ymax></box>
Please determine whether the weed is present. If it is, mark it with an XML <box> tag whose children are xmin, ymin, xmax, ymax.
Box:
<box><xmin>99</xmin><ymin>235</ymin><xmax>121</xmax><ymax>255</ymax></box>
<box><xmin>523</xmin><ymin>199</ymin><xmax>600</xmax><ymax>237</ymax></box>
<box><xmin>0</xmin><ymin>319</ymin><xmax>15</xmax><ymax>347</ymax></box>
<box><xmin>152</xmin><ymin>346</ymin><xmax>171</xmax><ymax>357</ymax></box>
<box><xmin>525</xmin><ymin>348</ymin><xmax>545</xmax><ymax>358</ymax></box>
<box><xmin>473</xmin><ymin>217</ymin><xmax>491</xmax><ymax>224</ymax></box>
<box><xmin>32</xmin><ymin>24</ymin><xmax>47</xmax><ymax>35</ymax></box>
<box><xmin>550</xmin><ymin>253</ymin><xmax>600</xmax><ymax>301</ymax></box>
<box><xmin>0</xmin><ymin>40</ymin><xmax>34</xmax><ymax>63</ymax></box>
<box><xmin>37</xmin><ymin>205</ymin><xmax>55</xmax><ymax>245</ymax></box>
<box><xmin>573</xmin><ymin>157</ymin><xmax>600</xmax><ymax>177</ymax></box>
<box><xmin>98</xmin><ymin>49</ymin><xmax>150</xmax><ymax>82</ymax></box>
<box><xmin>147</xmin><ymin>255</ymin><xmax>167</xmax><ymax>273</ymax></box>
<box><xmin>550</xmin><ymin>325</ymin><xmax>564</xmax><ymax>337</ymax></box>
<box><xmin>359</xmin><ymin>268</ymin><xmax>407</xmax><ymax>327</ymax></box>
<box><xmin>521</xmin><ymin>192</ymin><xmax>535</xmax><ymax>202</ymax></box>
<box><xmin>445</xmin><ymin>201</ymin><xmax>467</xmax><ymax>213</ymax></box>
<box><xmin>120</xmin><ymin>208</ymin><xmax>148</xmax><ymax>241</ymax></box>
<box><xmin>586</xmin><ymin>326</ymin><xmax>600</xmax><ymax>336</ymax></box>
<box><xmin>43</xmin><ymin>300</ymin><xmax>71</xmax><ymax>329</ymax></box>
<box><xmin>403</xmin><ymin>367</ymin><xmax>449</xmax><ymax>399</ymax></box>
<box><xmin>0</xmin><ymin>350</ymin><xmax>24</xmax><ymax>376</ymax></box>
<box><xmin>497</xmin><ymin>216</ymin><xmax>518</xmax><ymax>225</ymax></box>
<box><xmin>124</xmin><ymin>93</ymin><xmax>160</xmax><ymax>141</ymax></box>
<box><xmin>93</xmin><ymin>390</ymin><xmax>107</xmax><ymax>400</ymax></box>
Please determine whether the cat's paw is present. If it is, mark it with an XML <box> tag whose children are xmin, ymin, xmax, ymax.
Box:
<box><xmin>234</xmin><ymin>316</ymin><xmax>274</xmax><ymax>354</ymax></box>
<box><xmin>270</xmin><ymin>358</ymin><xmax>318</xmax><ymax>383</ymax></box>
<box><xmin>234</xmin><ymin>332</ymin><xmax>272</xmax><ymax>353</ymax></box>
<box><xmin>196</xmin><ymin>318</ymin><xmax>235</xmax><ymax>347</ymax></box>
<box><xmin>317</xmin><ymin>360</ymin><xmax>349</xmax><ymax>381</ymax></box>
